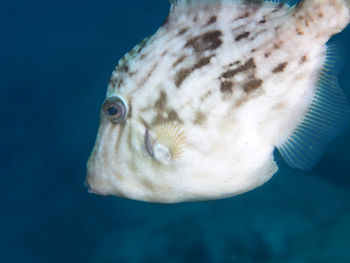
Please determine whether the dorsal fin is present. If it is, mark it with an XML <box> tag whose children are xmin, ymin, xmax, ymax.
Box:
<box><xmin>277</xmin><ymin>43</ymin><xmax>350</xmax><ymax>170</ymax></box>
<box><xmin>170</xmin><ymin>0</ymin><xmax>300</xmax><ymax>7</ymax></box>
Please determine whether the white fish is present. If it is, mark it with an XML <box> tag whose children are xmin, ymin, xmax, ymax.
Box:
<box><xmin>86</xmin><ymin>0</ymin><xmax>350</xmax><ymax>203</ymax></box>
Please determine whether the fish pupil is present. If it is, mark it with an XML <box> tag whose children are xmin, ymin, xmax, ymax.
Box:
<box><xmin>108</xmin><ymin>107</ymin><xmax>119</xmax><ymax>116</ymax></box>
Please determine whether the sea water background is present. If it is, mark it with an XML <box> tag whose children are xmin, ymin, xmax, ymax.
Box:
<box><xmin>1</xmin><ymin>0</ymin><xmax>350</xmax><ymax>262</ymax></box>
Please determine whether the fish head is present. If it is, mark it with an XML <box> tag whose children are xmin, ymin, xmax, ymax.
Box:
<box><xmin>85</xmin><ymin>27</ymin><xmax>277</xmax><ymax>203</ymax></box>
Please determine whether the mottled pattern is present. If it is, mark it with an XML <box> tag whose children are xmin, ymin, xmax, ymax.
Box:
<box><xmin>87</xmin><ymin>0</ymin><xmax>350</xmax><ymax>203</ymax></box>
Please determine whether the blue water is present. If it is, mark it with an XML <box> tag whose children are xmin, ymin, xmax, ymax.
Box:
<box><xmin>1</xmin><ymin>1</ymin><xmax>350</xmax><ymax>262</ymax></box>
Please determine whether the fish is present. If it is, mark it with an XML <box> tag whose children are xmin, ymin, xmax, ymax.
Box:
<box><xmin>86</xmin><ymin>0</ymin><xmax>350</xmax><ymax>203</ymax></box>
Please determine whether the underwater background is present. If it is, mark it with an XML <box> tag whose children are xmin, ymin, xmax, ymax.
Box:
<box><xmin>1</xmin><ymin>0</ymin><xmax>350</xmax><ymax>262</ymax></box>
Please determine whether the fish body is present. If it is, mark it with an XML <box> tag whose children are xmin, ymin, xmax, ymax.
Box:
<box><xmin>86</xmin><ymin>0</ymin><xmax>350</xmax><ymax>203</ymax></box>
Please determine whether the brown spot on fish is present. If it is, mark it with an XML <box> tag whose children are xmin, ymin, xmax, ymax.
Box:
<box><xmin>200</xmin><ymin>90</ymin><xmax>212</xmax><ymax>102</ymax></box>
<box><xmin>141</xmin><ymin>63</ymin><xmax>158</xmax><ymax>84</ymax></box>
<box><xmin>175</xmin><ymin>68</ymin><xmax>192</xmax><ymax>87</ymax></box>
<box><xmin>272</xmin><ymin>62</ymin><xmax>288</xmax><ymax>73</ymax></box>
<box><xmin>108</xmin><ymin>78</ymin><xmax>117</xmax><ymax>87</ymax></box>
<box><xmin>193</xmin><ymin>56</ymin><xmax>213</xmax><ymax>69</ymax></box>
<box><xmin>168</xmin><ymin>110</ymin><xmax>183</xmax><ymax>124</ymax></box>
<box><xmin>221</xmin><ymin>58</ymin><xmax>256</xmax><ymax>79</ymax></box>
<box><xmin>206</xmin><ymin>16</ymin><xmax>217</xmax><ymax>25</ymax></box>
<box><xmin>229</xmin><ymin>61</ymin><xmax>241</xmax><ymax>67</ymax></box>
<box><xmin>175</xmin><ymin>56</ymin><xmax>213</xmax><ymax>87</ymax></box>
<box><xmin>300</xmin><ymin>55</ymin><xmax>307</xmax><ymax>64</ymax></box>
<box><xmin>274</xmin><ymin>42</ymin><xmax>282</xmax><ymax>49</ymax></box>
<box><xmin>236</xmin><ymin>11</ymin><xmax>250</xmax><ymax>20</ymax></box>
<box><xmin>127</xmin><ymin>100</ymin><xmax>132</xmax><ymax>119</ymax></box>
<box><xmin>128</xmin><ymin>70</ymin><xmax>137</xmax><ymax>77</ymax></box>
<box><xmin>272</xmin><ymin>102</ymin><xmax>286</xmax><ymax>111</ymax></box>
<box><xmin>140</xmin><ymin>53</ymin><xmax>147</xmax><ymax>61</ymax></box>
<box><xmin>118</xmin><ymin>78</ymin><xmax>125</xmax><ymax>88</ymax></box>
<box><xmin>177</xmin><ymin>28</ymin><xmax>188</xmax><ymax>36</ymax></box>
<box><xmin>220</xmin><ymin>81</ymin><xmax>234</xmax><ymax>94</ymax></box>
<box><xmin>264</xmin><ymin>52</ymin><xmax>271</xmax><ymax>58</ymax></box>
<box><xmin>259</xmin><ymin>18</ymin><xmax>266</xmax><ymax>24</ymax></box>
<box><xmin>185</xmin><ymin>30</ymin><xmax>223</xmax><ymax>52</ymax></box>
<box><xmin>173</xmin><ymin>55</ymin><xmax>187</xmax><ymax>67</ymax></box>
<box><xmin>155</xmin><ymin>91</ymin><xmax>167</xmax><ymax>110</ymax></box>
<box><xmin>296</xmin><ymin>27</ymin><xmax>304</xmax><ymax>35</ymax></box>
<box><xmin>243</xmin><ymin>79</ymin><xmax>262</xmax><ymax>93</ymax></box>
<box><xmin>194</xmin><ymin>111</ymin><xmax>206</xmax><ymax>125</ymax></box>
<box><xmin>235</xmin><ymin>32</ymin><xmax>250</xmax><ymax>41</ymax></box>
<box><xmin>120</xmin><ymin>65</ymin><xmax>129</xmax><ymax>73</ymax></box>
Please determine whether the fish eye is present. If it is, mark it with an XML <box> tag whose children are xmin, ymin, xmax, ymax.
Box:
<box><xmin>102</xmin><ymin>96</ymin><xmax>128</xmax><ymax>123</ymax></box>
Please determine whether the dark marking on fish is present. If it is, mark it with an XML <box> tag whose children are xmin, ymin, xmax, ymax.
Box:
<box><xmin>236</xmin><ymin>11</ymin><xmax>250</xmax><ymax>20</ymax></box>
<box><xmin>175</xmin><ymin>68</ymin><xmax>192</xmax><ymax>87</ymax></box>
<box><xmin>136</xmin><ymin>36</ymin><xmax>151</xmax><ymax>54</ymax></box>
<box><xmin>177</xmin><ymin>28</ymin><xmax>189</xmax><ymax>36</ymax></box>
<box><xmin>220</xmin><ymin>81</ymin><xmax>234</xmax><ymax>94</ymax></box>
<box><xmin>127</xmin><ymin>99</ymin><xmax>132</xmax><ymax>119</ymax></box>
<box><xmin>142</xmin><ymin>63</ymin><xmax>158</xmax><ymax>84</ymax></box>
<box><xmin>155</xmin><ymin>91</ymin><xmax>167</xmax><ymax>110</ymax></box>
<box><xmin>259</xmin><ymin>18</ymin><xmax>266</xmax><ymax>24</ymax></box>
<box><xmin>221</xmin><ymin>58</ymin><xmax>256</xmax><ymax>79</ymax></box>
<box><xmin>229</xmin><ymin>61</ymin><xmax>241</xmax><ymax>67</ymax></box>
<box><xmin>274</xmin><ymin>42</ymin><xmax>283</xmax><ymax>49</ymax></box>
<box><xmin>235</xmin><ymin>32</ymin><xmax>250</xmax><ymax>41</ymax></box>
<box><xmin>128</xmin><ymin>70</ymin><xmax>137</xmax><ymax>77</ymax></box>
<box><xmin>108</xmin><ymin>78</ymin><xmax>117</xmax><ymax>87</ymax></box>
<box><xmin>140</xmin><ymin>53</ymin><xmax>147</xmax><ymax>61</ymax></box>
<box><xmin>185</xmin><ymin>30</ymin><xmax>223</xmax><ymax>52</ymax></box>
<box><xmin>194</xmin><ymin>111</ymin><xmax>206</xmax><ymax>125</ymax></box>
<box><xmin>296</xmin><ymin>27</ymin><xmax>304</xmax><ymax>35</ymax></box>
<box><xmin>300</xmin><ymin>55</ymin><xmax>307</xmax><ymax>64</ymax></box>
<box><xmin>243</xmin><ymin>79</ymin><xmax>262</xmax><ymax>93</ymax></box>
<box><xmin>168</xmin><ymin>110</ymin><xmax>183</xmax><ymax>124</ymax></box>
<box><xmin>173</xmin><ymin>55</ymin><xmax>187</xmax><ymax>67</ymax></box>
<box><xmin>175</xmin><ymin>56</ymin><xmax>213</xmax><ymax>87</ymax></box>
<box><xmin>193</xmin><ymin>56</ymin><xmax>212</xmax><ymax>69</ymax></box>
<box><xmin>120</xmin><ymin>65</ymin><xmax>129</xmax><ymax>73</ymax></box>
<box><xmin>200</xmin><ymin>90</ymin><xmax>212</xmax><ymax>102</ymax></box>
<box><xmin>206</xmin><ymin>16</ymin><xmax>217</xmax><ymax>25</ymax></box>
<box><xmin>264</xmin><ymin>52</ymin><xmax>271</xmax><ymax>58</ymax></box>
<box><xmin>118</xmin><ymin>78</ymin><xmax>125</xmax><ymax>88</ymax></box>
<box><xmin>272</xmin><ymin>62</ymin><xmax>288</xmax><ymax>73</ymax></box>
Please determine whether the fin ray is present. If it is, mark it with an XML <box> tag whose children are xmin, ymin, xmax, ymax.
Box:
<box><xmin>277</xmin><ymin>43</ymin><xmax>350</xmax><ymax>170</ymax></box>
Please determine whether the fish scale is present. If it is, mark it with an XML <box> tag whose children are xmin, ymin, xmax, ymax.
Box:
<box><xmin>86</xmin><ymin>0</ymin><xmax>350</xmax><ymax>203</ymax></box>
